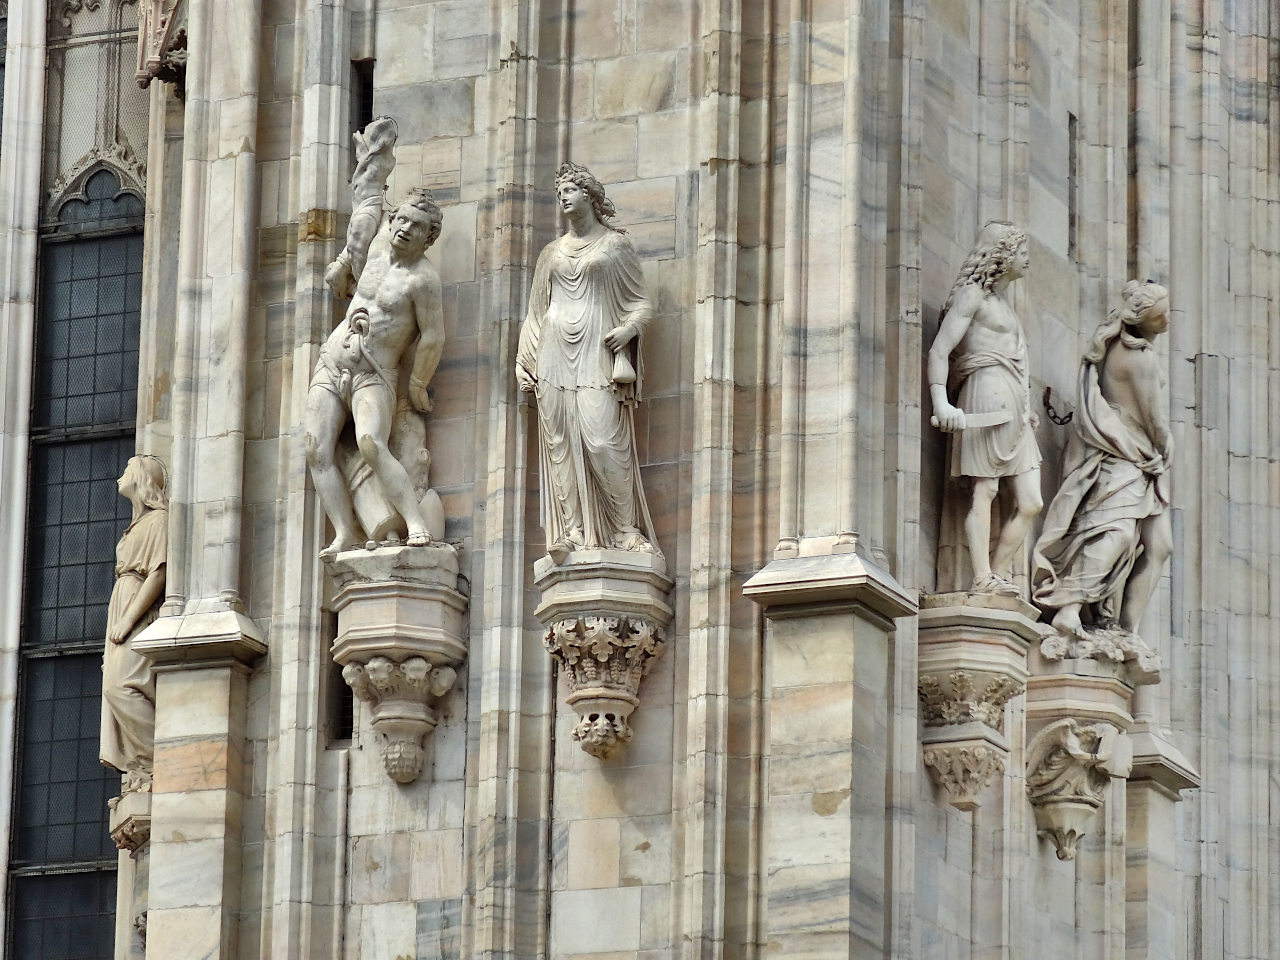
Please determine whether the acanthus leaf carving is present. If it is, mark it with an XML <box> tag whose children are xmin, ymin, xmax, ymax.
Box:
<box><xmin>918</xmin><ymin>670</ymin><xmax>1024</xmax><ymax>730</ymax></box>
<box><xmin>922</xmin><ymin>742</ymin><xmax>1006</xmax><ymax>811</ymax></box>
<box><xmin>544</xmin><ymin>614</ymin><xmax>666</xmax><ymax>759</ymax></box>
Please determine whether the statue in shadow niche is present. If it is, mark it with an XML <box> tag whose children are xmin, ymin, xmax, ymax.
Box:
<box><xmin>516</xmin><ymin>162</ymin><xmax>662</xmax><ymax>565</ymax></box>
<box><xmin>1032</xmin><ymin>281</ymin><xmax>1172</xmax><ymax>666</ymax></box>
<box><xmin>100</xmin><ymin>455</ymin><xmax>167</xmax><ymax>787</ymax></box>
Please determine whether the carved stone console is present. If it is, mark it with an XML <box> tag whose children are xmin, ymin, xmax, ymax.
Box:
<box><xmin>1025</xmin><ymin>717</ymin><xmax>1132</xmax><ymax>860</ymax></box>
<box><xmin>108</xmin><ymin>783</ymin><xmax>152</xmax><ymax>854</ymax></box>
<box><xmin>917</xmin><ymin>593</ymin><xmax>1043</xmax><ymax>810</ymax></box>
<box><xmin>1023</xmin><ymin>650</ymin><xmax>1136</xmax><ymax>859</ymax></box>
<box><xmin>326</xmin><ymin>544</ymin><xmax>468</xmax><ymax>783</ymax></box>
<box><xmin>534</xmin><ymin>550</ymin><xmax>673</xmax><ymax>760</ymax></box>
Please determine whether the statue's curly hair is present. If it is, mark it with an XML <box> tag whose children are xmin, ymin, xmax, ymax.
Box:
<box><xmin>396</xmin><ymin>187</ymin><xmax>443</xmax><ymax>248</ymax></box>
<box><xmin>554</xmin><ymin>161</ymin><xmax>625</xmax><ymax>233</ymax></box>
<box><xmin>1084</xmin><ymin>280</ymin><xmax>1169</xmax><ymax>364</ymax></box>
<box><xmin>940</xmin><ymin>221</ymin><xmax>1028</xmax><ymax>319</ymax></box>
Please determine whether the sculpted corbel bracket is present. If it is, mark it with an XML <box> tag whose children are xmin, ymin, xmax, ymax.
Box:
<box><xmin>1026</xmin><ymin>718</ymin><xmax>1133</xmax><ymax>860</ymax></box>
<box><xmin>108</xmin><ymin>785</ymin><xmax>152</xmax><ymax>855</ymax></box>
<box><xmin>544</xmin><ymin>614</ymin><xmax>664</xmax><ymax>758</ymax></box>
<box><xmin>326</xmin><ymin>544</ymin><xmax>469</xmax><ymax>783</ymax></box>
<box><xmin>534</xmin><ymin>550</ymin><xmax>673</xmax><ymax>760</ymax></box>
<box><xmin>135</xmin><ymin>0</ymin><xmax>188</xmax><ymax>93</ymax></box>
<box><xmin>916</xmin><ymin>593</ymin><xmax>1042</xmax><ymax>810</ymax></box>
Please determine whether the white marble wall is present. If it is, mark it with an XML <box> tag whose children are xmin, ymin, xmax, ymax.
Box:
<box><xmin>2</xmin><ymin>0</ymin><xmax>1278</xmax><ymax>957</ymax></box>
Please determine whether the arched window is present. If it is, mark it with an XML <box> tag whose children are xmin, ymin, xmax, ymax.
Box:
<box><xmin>10</xmin><ymin>163</ymin><xmax>144</xmax><ymax>959</ymax></box>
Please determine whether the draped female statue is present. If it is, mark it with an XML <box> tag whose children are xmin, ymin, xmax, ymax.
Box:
<box><xmin>517</xmin><ymin>162</ymin><xmax>661</xmax><ymax>564</ymax></box>
<box><xmin>100</xmin><ymin>455</ymin><xmax>167</xmax><ymax>778</ymax></box>
<box><xmin>1032</xmin><ymin>281</ymin><xmax>1172</xmax><ymax>646</ymax></box>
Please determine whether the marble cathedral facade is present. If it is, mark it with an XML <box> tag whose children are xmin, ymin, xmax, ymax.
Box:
<box><xmin>0</xmin><ymin>0</ymin><xmax>1276</xmax><ymax>958</ymax></box>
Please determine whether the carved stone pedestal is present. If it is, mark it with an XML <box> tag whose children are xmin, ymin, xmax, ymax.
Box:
<box><xmin>326</xmin><ymin>543</ymin><xmax>469</xmax><ymax>783</ymax></box>
<box><xmin>534</xmin><ymin>550</ymin><xmax>673</xmax><ymax>759</ymax></box>
<box><xmin>1024</xmin><ymin>651</ymin><xmax>1135</xmax><ymax>859</ymax></box>
<box><xmin>917</xmin><ymin>593</ymin><xmax>1042</xmax><ymax>810</ymax></box>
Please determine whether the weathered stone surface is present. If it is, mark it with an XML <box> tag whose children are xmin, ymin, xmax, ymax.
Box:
<box><xmin>0</xmin><ymin>2</ymin><xmax>1267</xmax><ymax>958</ymax></box>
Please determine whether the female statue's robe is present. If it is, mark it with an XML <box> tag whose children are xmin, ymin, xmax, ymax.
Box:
<box><xmin>100</xmin><ymin>506</ymin><xmax>166</xmax><ymax>773</ymax></box>
<box><xmin>517</xmin><ymin>228</ymin><xmax>659</xmax><ymax>554</ymax></box>
<box><xmin>1032</xmin><ymin>331</ymin><xmax>1169</xmax><ymax>618</ymax></box>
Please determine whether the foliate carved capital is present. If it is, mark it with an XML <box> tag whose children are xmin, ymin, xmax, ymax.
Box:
<box><xmin>544</xmin><ymin>615</ymin><xmax>665</xmax><ymax>759</ymax></box>
<box><xmin>922</xmin><ymin>742</ymin><xmax>1006</xmax><ymax>811</ymax></box>
<box><xmin>343</xmin><ymin>656</ymin><xmax>458</xmax><ymax>783</ymax></box>
<box><xmin>1026</xmin><ymin>718</ymin><xmax>1132</xmax><ymax>860</ymax></box>
<box><xmin>918</xmin><ymin>671</ymin><xmax>1023</xmax><ymax>729</ymax></box>
<box><xmin>534</xmin><ymin>550</ymin><xmax>673</xmax><ymax>760</ymax></box>
<box><xmin>545</xmin><ymin>615</ymin><xmax>664</xmax><ymax>696</ymax></box>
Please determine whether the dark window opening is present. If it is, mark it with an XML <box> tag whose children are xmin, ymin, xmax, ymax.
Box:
<box><xmin>9</xmin><ymin>166</ymin><xmax>144</xmax><ymax>957</ymax></box>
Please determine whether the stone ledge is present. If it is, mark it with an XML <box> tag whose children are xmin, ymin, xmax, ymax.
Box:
<box><xmin>742</xmin><ymin>552</ymin><xmax>915</xmax><ymax>623</ymax></box>
<box><xmin>1127</xmin><ymin>724</ymin><xmax>1201</xmax><ymax>799</ymax></box>
<box><xmin>133</xmin><ymin>609</ymin><xmax>267</xmax><ymax>671</ymax></box>
<box><xmin>534</xmin><ymin>549</ymin><xmax>674</xmax><ymax>627</ymax></box>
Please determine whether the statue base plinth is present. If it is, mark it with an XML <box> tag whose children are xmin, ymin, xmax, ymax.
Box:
<box><xmin>326</xmin><ymin>543</ymin><xmax>469</xmax><ymax>783</ymax></box>
<box><xmin>1026</xmin><ymin>651</ymin><xmax>1136</xmax><ymax>734</ymax></box>
<box><xmin>916</xmin><ymin>593</ymin><xmax>1042</xmax><ymax>810</ymax></box>
<box><xmin>534</xmin><ymin>550</ymin><xmax>673</xmax><ymax>760</ymax></box>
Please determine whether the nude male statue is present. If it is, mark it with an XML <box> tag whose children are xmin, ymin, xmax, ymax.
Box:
<box><xmin>304</xmin><ymin>187</ymin><xmax>445</xmax><ymax>558</ymax></box>
<box><xmin>929</xmin><ymin>222</ymin><xmax>1042</xmax><ymax>596</ymax></box>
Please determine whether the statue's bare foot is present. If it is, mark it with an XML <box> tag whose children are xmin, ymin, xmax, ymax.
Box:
<box><xmin>405</xmin><ymin>529</ymin><xmax>431</xmax><ymax>547</ymax></box>
<box><xmin>1051</xmin><ymin>605</ymin><xmax>1088</xmax><ymax>641</ymax></box>
<box><xmin>320</xmin><ymin>533</ymin><xmax>359</xmax><ymax>560</ymax></box>
<box><xmin>972</xmin><ymin>573</ymin><xmax>1019</xmax><ymax>597</ymax></box>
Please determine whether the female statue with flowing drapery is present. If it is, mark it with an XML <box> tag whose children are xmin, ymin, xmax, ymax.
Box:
<box><xmin>517</xmin><ymin>162</ymin><xmax>661</xmax><ymax>564</ymax></box>
<box><xmin>1032</xmin><ymin>281</ymin><xmax>1172</xmax><ymax>645</ymax></box>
